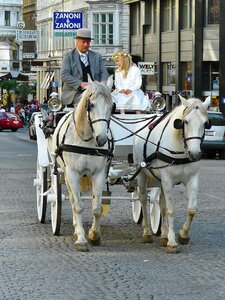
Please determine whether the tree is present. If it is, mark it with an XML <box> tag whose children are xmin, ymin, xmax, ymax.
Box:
<box><xmin>0</xmin><ymin>80</ymin><xmax>33</xmax><ymax>110</ymax></box>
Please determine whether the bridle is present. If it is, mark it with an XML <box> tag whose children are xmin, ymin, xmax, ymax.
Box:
<box><xmin>179</xmin><ymin>105</ymin><xmax>209</xmax><ymax>149</ymax></box>
<box><xmin>87</xmin><ymin>99</ymin><xmax>111</xmax><ymax>133</ymax></box>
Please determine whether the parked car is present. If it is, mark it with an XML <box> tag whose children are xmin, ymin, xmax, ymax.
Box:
<box><xmin>202</xmin><ymin>111</ymin><xmax>225</xmax><ymax>159</ymax></box>
<box><xmin>0</xmin><ymin>112</ymin><xmax>23</xmax><ymax>132</ymax></box>
<box><xmin>28</xmin><ymin>112</ymin><xmax>38</xmax><ymax>140</ymax></box>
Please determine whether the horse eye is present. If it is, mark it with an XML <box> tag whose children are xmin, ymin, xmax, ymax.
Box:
<box><xmin>184</xmin><ymin>120</ymin><xmax>188</xmax><ymax>125</ymax></box>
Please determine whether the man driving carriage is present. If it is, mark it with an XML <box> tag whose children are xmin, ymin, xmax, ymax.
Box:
<box><xmin>60</xmin><ymin>28</ymin><xmax>109</xmax><ymax>106</ymax></box>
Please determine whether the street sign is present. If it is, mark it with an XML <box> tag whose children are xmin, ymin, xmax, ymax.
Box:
<box><xmin>23</xmin><ymin>53</ymin><xmax>37</xmax><ymax>59</ymax></box>
<box><xmin>53</xmin><ymin>12</ymin><xmax>83</xmax><ymax>30</ymax></box>
<box><xmin>138</xmin><ymin>62</ymin><xmax>156</xmax><ymax>75</ymax></box>
<box><xmin>16</xmin><ymin>30</ymin><xmax>38</xmax><ymax>41</ymax></box>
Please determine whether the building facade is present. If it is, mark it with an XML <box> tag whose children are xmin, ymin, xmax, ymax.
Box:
<box><xmin>122</xmin><ymin>0</ymin><xmax>223</xmax><ymax>111</ymax></box>
<box><xmin>0</xmin><ymin>0</ymin><xmax>23</xmax><ymax>76</ymax></box>
<box><xmin>35</xmin><ymin>0</ymin><xmax>129</xmax><ymax>101</ymax></box>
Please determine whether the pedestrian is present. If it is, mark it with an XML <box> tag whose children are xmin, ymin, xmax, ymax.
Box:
<box><xmin>111</xmin><ymin>50</ymin><xmax>149</xmax><ymax>114</ymax></box>
<box><xmin>10</xmin><ymin>105</ymin><xmax>15</xmax><ymax>113</ymax></box>
<box><xmin>0</xmin><ymin>104</ymin><xmax>5</xmax><ymax>112</ymax></box>
<box><xmin>60</xmin><ymin>27</ymin><xmax>109</xmax><ymax>106</ymax></box>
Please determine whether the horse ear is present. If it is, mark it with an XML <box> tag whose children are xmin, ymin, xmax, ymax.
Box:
<box><xmin>174</xmin><ymin>118</ymin><xmax>183</xmax><ymax>129</ymax></box>
<box><xmin>203</xmin><ymin>96</ymin><xmax>211</xmax><ymax>109</ymax></box>
<box><xmin>106</xmin><ymin>75</ymin><xmax>114</xmax><ymax>90</ymax></box>
<box><xmin>178</xmin><ymin>94</ymin><xmax>190</xmax><ymax>107</ymax></box>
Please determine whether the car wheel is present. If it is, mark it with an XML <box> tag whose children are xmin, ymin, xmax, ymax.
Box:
<box><xmin>11</xmin><ymin>129</ymin><xmax>18</xmax><ymax>132</ymax></box>
<box><xmin>219</xmin><ymin>149</ymin><xmax>225</xmax><ymax>159</ymax></box>
<box><xmin>0</xmin><ymin>125</ymin><xmax>2</xmax><ymax>132</ymax></box>
<box><xmin>29</xmin><ymin>130</ymin><xmax>33</xmax><ymax>140</ymax></box>
<box><xmin>205</xmin><ymin>151</ymin><xmax>216</xmax><ymax>159</ymax></box>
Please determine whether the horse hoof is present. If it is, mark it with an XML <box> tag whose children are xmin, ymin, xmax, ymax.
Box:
<box><xmin>166</xmin><ymin>245</ymin><xmax>180</xmax><ymax>254</ymax></box>
<box><xmin>142</xmin><ymin>234</ymin><xmax>154</xmax><ymax>243</ymax></box>
<box><xmin>160</xmin><ymin>238</ymin><xmax>168</xmax><ymax>247</ymax></box>
<box><xmin>75</xmin><ymin>243</ymin><xmax>89</xmax><ymax>252</ymax></box>
<box><xmin>88</xmin><ymin>236</ymin><xmax>101</xmax><ymax>246</ymax></box>
<box><xmin>177</xmin><ymin>233</ymin><xmax>190</xmax><ymax>245</ymax></box>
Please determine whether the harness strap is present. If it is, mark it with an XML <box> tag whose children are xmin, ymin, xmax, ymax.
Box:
<box><xmin>56</xmin><ymin>144</ymin><xmax>113</xmax><ymax>158</ymax></box>
<box><xmin>145</xmin><ymin>151</ymin><xmax>200</xmax><ymax>165</ymax></box>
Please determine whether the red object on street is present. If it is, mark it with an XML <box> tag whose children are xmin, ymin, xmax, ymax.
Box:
<box><xmin>0</xmin><ymin>112</ymin><xmax>23</xmax><ymax>132</ymax></box>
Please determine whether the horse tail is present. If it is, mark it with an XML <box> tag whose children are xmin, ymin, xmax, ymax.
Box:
<box><xmin>80</xmin><ymin>176</ymin><xmax>92</xmax><ymax>193</ymax></box>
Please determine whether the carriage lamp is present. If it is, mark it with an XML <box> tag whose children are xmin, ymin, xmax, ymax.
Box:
<box><xmin>48</xmin><ymin>92</ymin><xmax>62</xmax><ymax>112</ymax></box>
<box><xmin>152</xmin><ymin>91</ymin><xmax>166</xmax><ymax>111</ymax></box>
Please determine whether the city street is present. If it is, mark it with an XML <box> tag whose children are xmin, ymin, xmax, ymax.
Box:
<box><xmin>0</xmin><ymin>127</ymin><xmax>225</xmax><ymax>299</ymax></box>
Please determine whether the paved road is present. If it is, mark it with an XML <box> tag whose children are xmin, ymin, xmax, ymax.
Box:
<box><xmin>0</xmin><ymin>127</ymin><xmax>225</xmax><ymax>299</ymax></box>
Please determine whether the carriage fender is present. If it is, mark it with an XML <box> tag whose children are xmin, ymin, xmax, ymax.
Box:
<box><xmin>34</xmin><ymin>113</ymin><xmax>50</xmax><ymax>167</ymax></box>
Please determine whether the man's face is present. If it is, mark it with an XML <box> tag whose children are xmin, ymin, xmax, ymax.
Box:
<box><xmin>76</xmin><ymin>38</ymin><xmax>91</xmax><ymax>53</ymax></box>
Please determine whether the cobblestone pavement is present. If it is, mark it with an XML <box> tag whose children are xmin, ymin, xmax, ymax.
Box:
<box><xmin>0</xmin><ymin>128</ymin><xmax>225</xmax><ymax>299</ymax></box>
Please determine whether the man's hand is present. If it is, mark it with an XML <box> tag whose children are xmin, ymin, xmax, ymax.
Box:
<box><xmin>80</xmin><ymin>82</ymin><xmax>89</xmax><ymax>89</ymax></box>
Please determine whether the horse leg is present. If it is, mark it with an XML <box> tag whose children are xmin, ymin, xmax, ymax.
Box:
<box><xmin>177</xmin><ymin>174</ymin><xmax>198</xmax><ymax>245</ymax></box>
<box><xmin>138</xmin><ymin>173</ymin><xmax>153</xmax><ymax>243</ymax></box>
<box><xmin>159</xmin><ymin>190</ymin><xmax>169</xmax><ymax>247</ymax></box>
<box><xmin>65</xmin><ymin>170</ymin><xmax>89</xmax><ymax>252</ymax></box>
<box><xmin>161</xmin><ymin>179</ymin><xmax>179</xmax><ymax>253</ymax></box>
<box><xmin>87</xmin><ymin>170</ymin><xmax>105</xmax><ymax>246</ymax></box>
<box><xmin>66</xmin><ymin>184</ymin><xmax>77</xmax><ymax>238</ymax></box>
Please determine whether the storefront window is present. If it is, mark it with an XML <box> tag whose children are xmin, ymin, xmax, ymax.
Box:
<box><xmin>181</xmin><ymin>62</ymin><xmax>192</xmax><ymax>90</ymax></box>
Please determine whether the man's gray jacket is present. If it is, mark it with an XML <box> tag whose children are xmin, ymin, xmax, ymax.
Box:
<box><xmin>60</xmin><ymin>48</ymin><xmax>109</xmax><ymax>104</ymax></box>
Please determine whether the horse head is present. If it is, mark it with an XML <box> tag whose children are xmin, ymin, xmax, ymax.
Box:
<box><xmin>75</xmin><ymin>76</ymin><xmax>113</xmax><ymax>147</ymax></box>
<box><xmin>173</xmin><ymin>95</ymin><xmax>210</xmax><ymax>161</ymax></box>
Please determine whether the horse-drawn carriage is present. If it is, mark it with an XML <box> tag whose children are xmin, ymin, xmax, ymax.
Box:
<box><xmin>33</xmin><ymin>77</ymin><xmax>211</xmax><ymax>253</ymax></box>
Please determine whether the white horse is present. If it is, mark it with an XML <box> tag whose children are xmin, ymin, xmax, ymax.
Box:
<box><xmin>133</xmin><ymin>95</ymin><xmax>211</xmax><ymax>253</ymax></box>
<box><xmin>48</xmin><ymin>76</ymin><xmax>113</xmax><ymax>251</ymax></box>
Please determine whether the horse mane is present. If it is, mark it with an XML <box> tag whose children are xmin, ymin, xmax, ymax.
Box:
<box><xmin>171</xmin><ymin>97</ymin><xmax>208</xmax><ymax>120</ymax></box>
<box><xmin>74</xmin><ymin>82</ymin><xmax>111</xmax><ymax>139</ymax></box>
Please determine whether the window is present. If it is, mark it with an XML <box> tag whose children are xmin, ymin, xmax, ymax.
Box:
<box><xmin>181</xmin><ymin>0</ymin><xmax>192</xmax><ymax>29</ymax></box>
<box><xmin>144</xmin><ymin>0</ymin><xmax>157</xmax><ymax>34</ymax></box>
<box><xmin>162</xmin><ymin>0</ymin><xmax>175</xmax><ymax>32</ymax></box>
<box><xmin>163</xmin><ymin>62</ymin><xmax>176</xmax><ymax>85</ymax></box>
<box><xmin>202</xmin><ymin>61</ymin><xmax>219</xmax><ymax>91</ymax></box>
<box><xmin>130</xmin><ymin>2</ymin><xmax>140</xmax><ymax>35</ymax></box>
<box><xmin>181</xmin><ymin>62</ymin><xmax>192</xmax><ymax>90</ymax></box>
<box><xmin>93</xmin><ymin>13</ymin><xmax>114</xmax><ymax>45</ymax></box>
<box><xmin>5</xmin><ymin>11</ymin><xmax>10</xmax><ymax>26</ymax></box>
<box><xmin>207</xmin><ymin>0</ymin><xmax>219</xmax><ymax>24</ymax></box>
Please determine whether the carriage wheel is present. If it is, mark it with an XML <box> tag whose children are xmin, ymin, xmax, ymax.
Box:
<box><xmin>36</xmin><ymin>160</ymin><xmax>48</xmax><ymax>223</ymax></box>
<box><xmin>149</xmin><ymin>188</ymin><xmax>161</xmax><ymax>236</ymax></box>
<box><xmin>51</xmin><ymin>172</ymin><xmax>62</xmax><ymax>235</ymax></box>
<box><xmin>131</xmin><ymin>188</ymin><xmax>143</xmax><ymax>224</ymax></box>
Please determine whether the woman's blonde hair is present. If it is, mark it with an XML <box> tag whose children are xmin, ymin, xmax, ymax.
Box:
<box><xmin>112</xmin><ymin>51</ymin><xmax>134</xmax><ymax>78</ymax></box>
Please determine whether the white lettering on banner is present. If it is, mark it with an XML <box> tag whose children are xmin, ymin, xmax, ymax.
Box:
<box><xmin>55</xmin><ymin>21</ymin><xmax>81</xmax><ymax>29</ymax></box>
<box><xmin>55</xmin><ymin>12</ymin><xmax>82</xmax><ymax>19</ymax></box>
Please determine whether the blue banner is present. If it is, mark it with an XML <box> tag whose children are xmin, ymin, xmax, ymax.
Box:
<box><xmin>53</xmin><ymin>12</ymin><xmax>83</xmax><ymax>30</ymax></box>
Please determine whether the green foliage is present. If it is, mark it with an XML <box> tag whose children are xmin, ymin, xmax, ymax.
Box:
<box><xmin>0</xmin><ymin>80</ymin><xmax>33</xmax><ymax>102</ymax></box>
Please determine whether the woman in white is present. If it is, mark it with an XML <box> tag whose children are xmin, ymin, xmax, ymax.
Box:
<box><xmin>111</xmin><ymin>51</ymin><xmax>149</xmax><ymax>114</ymax></box>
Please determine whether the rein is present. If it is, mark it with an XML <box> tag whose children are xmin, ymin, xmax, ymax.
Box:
<box><xmin>126</xmin><ymin>107</ymin><xmax>204</xmax><ymax>183</ymax></box>
<box><xmin>54</xmin><ymin>96</ymin><xmax>113</xmax><ymax>172</ymax></box>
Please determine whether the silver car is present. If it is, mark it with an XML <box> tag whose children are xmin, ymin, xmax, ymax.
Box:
<box><xmin>202</xmin><ymin>111</ymin><xmax>225</xmax><ymax>159</ymax></box>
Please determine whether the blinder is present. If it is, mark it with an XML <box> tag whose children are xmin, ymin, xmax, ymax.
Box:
<box><xmin>111</xmin><ymin>102</ymin><xmax>116</xmax><ymax>114</ymax></box>
<box><xmin>205</xmin><ymin>119</ymin><xmax>211</xmax><ymax>129</ymax></box>
<box><xmin>174</xmin><ymin>118</ymin><xmax>183</xmax><ymax>130</ymax></box>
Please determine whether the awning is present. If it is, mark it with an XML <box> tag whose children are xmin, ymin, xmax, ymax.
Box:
<box><xmin>0</xmin><ymin>72</ymin><xmax>10</xmax><ymax>78</ymax></box>
<box><xmin>41</xmin><ymin>71</ymin><xmax>55</xmax><ymax>89</ymax></box>
<box><xmin>0</xmin><ymin>71</ymin><xmax>28</xmax><ymax>80</ymax></box>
